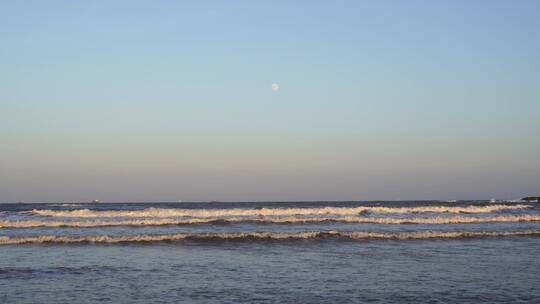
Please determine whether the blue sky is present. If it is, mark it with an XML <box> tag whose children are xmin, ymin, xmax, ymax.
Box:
<box><xmin>1</xmin><ymin>1</ymin><xmax>539</xmax><ymax>202</ymax></box>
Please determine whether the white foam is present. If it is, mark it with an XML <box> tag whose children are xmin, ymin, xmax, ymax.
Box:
<box><xmin>1</xmin><ymin>230</ymin><xmax>539</xmax><ymax>245</ymax></box>
<box><xmin>30</xmin><ymin>204</ymin><xmax>532</xmax><ymax>218</ymax></box>
<box><xmin>3</xmin><ymin>214</ymin><xmax>540</xmax><ymax>228</ymax></box>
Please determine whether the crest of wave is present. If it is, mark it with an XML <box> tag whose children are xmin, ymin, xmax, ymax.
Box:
<box><xmin>4</xmin><ymin>214</ymin><xmax>540</xmax><ymax>228</ymax></box>
<box><xmin>31</xmin><ymin>204</ymin><xmax>531</xmax><ymax>218</ymax></box>
<box><xmin>2</xmin><ymin>230</ymin><xmax>540</xmax><ymax>245</ymax></box>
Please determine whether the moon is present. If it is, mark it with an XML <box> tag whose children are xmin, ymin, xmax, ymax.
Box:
<box><xmin>271</xmin><ymin>83</ymin><xmax>279</xmax><ymax>92</ymax></box>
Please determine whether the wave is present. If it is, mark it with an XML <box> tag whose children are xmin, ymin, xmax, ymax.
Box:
<box><xmin>3</xmin><ymin>214</ymin><xmax>540</xmax><ymax>228</ymax></box>
<box><xmin>30</xmin><ymin>204</ymin><xmax>531</xmax><ymax>218</ymax></box>
<box><xmin>1</xmin><ymin>230</ymin><xmax>539</xmax><ymax>245</ymax></box>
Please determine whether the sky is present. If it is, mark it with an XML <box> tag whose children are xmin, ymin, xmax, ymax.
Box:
<box><xmin>1</xmin><ymin>0</ymin><xmax>539</xmax><ymax>202</ymax></box>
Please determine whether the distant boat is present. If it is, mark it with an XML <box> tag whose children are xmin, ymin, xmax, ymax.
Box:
<box><xmin>91</xmin><ymin>199</ymin><xmax>100</xmax><ymax>203</ymax></box>
<box><xmin>522</xmin><ymin>197</ymin><xmax>539</xmax><ymax>203</ymax></box>
<box><xmin>490</xmin><ymin>198</ymin><xmax>497</xmax><ymax>203</ymax></box>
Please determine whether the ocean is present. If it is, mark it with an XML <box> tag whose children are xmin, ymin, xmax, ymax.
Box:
<box><xmin>1</xmin><ymin>200</ymin><xmax>539</xmax><ymax>303</ymax></box>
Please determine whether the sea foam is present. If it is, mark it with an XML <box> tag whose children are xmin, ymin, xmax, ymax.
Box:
<box><xmin>3</xmin><ymin>214</ymin><xmax>540</xmax><ymax>228</ymax></box>
<box><xmin>1</xmin><ymin>230</ymin><xmax>539</xmax><ymax>245</ymax></box>
<box><xmin>30</xmin><ymin>204</ymin><xmax>531</xmax><ymax>218</ymax></box>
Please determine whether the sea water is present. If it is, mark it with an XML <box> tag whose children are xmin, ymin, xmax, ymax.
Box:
<box><xmin>1</xmin><ymin>201</ymin><xmax>539</xmax><ymax>303</ymax></box>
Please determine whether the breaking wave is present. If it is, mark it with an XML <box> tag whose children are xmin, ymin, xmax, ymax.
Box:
<box><xmin>30</xmin><ymin>204</ymin><xmax>531</xmax><ymax>218</ymax></box>
<box><xmin>1</xmin><ymin>230</ymin><xmax>539</xmax><ymax>245</ymax></box>
<box><xmin>3</xmin><ymin>214</ymin><xmax>540</xmax><ymax>228</ymax></box>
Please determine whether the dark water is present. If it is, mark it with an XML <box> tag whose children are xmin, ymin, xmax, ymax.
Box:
<box><xmin>1</xmin><ymin>201</ymin><xmax>539</xmax><ymax>303</ymax></box>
